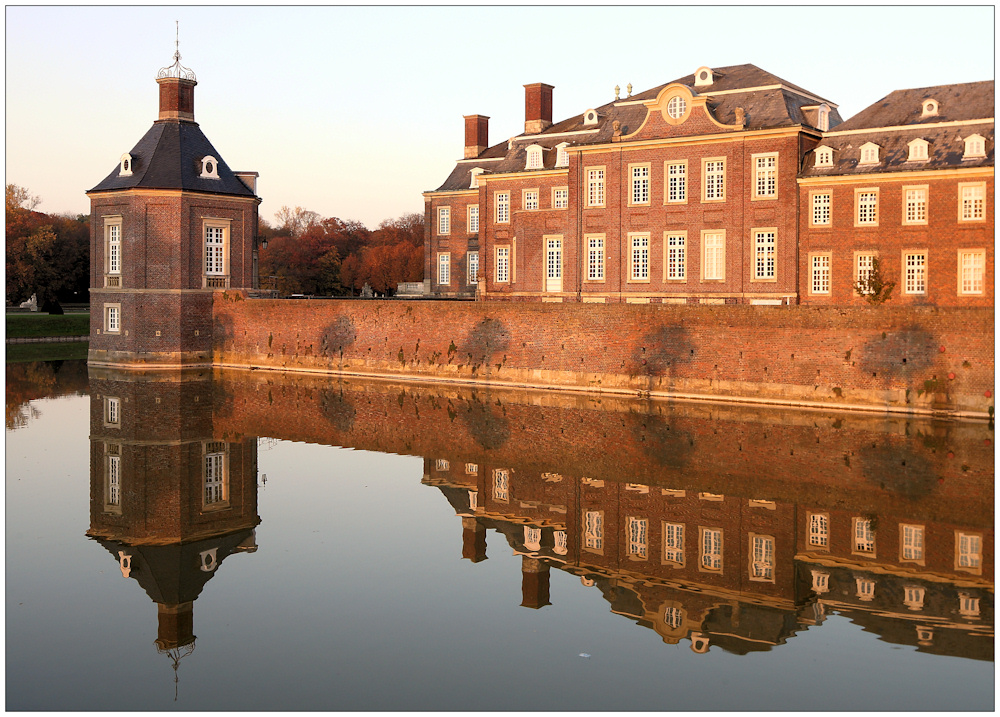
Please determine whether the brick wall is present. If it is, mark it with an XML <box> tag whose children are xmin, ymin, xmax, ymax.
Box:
<box><xmin>212</xmin><ymin>295</ymin><xmax>994</xmax><ymax>416</ymax></box>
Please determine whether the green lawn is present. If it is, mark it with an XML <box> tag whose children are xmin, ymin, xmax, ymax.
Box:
<box><xmin>6</xmin><ymin>313</ymin><xmax>90</xmax><ymax>338</ymax></box>
<box><xmin>5</xmin><ymin>341</ymin><xmax>89</xmax><ymax>363</ymax></box>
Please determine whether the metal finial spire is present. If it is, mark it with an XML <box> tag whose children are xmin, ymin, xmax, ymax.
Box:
<box><xmin>157</xmin><ymin>22</ymin><xmax>196</xmax><ymax>81</ymax></box>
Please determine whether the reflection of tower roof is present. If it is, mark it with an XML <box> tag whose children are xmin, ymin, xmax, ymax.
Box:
<box><xmin>94</xmin><ymin>529</ymin><xmax>254</xmax><ymax>605</ymax></box>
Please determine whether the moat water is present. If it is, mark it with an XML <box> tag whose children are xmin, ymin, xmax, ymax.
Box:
<box><xmin>6</xmin><ymin>359</ymin><xmax>994</xmax><ymax>711</ymax></box>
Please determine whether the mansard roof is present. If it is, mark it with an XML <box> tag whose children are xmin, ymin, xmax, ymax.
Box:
<box><xmin>432</xmin><ymin>63</ymin><xmax>842</xmax><ymax>192</ymax></box>
<box><xmin>802</xmin><ymin>80</ymin><xmax>995</xmax><ymax>177</ymax></box>
<box><xmin>88</xmin><ymin>121</ymin><xmax>256</xmax><ymax>197</ymax></box>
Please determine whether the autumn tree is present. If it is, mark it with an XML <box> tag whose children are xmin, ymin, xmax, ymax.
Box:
<box><xmin>6</xmin><ymin>184</ymin><xmax>89</xmax><ymax>313</ymax></box>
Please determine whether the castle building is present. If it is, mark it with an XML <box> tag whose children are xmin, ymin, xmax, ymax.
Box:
<box><xmin>799</xmin><ymin>81</ymin><xmax>994</xmax><ymax>306</ymax></box>
<box><xmin>87</xmin><ymin>48</ymin><xmax>261</xmax><ymax>367</ymax></box>
<box><xmin>423</xmin><ymin>65</ymin><xmax>993</xmax><ymax>306</ymax></box>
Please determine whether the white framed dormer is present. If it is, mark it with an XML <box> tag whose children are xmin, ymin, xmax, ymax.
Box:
<box><xmin>817</xmin><ymin>103</ymin><xmax>830</xmax><ymax>132</ymax></box>
<box><xmin>963</xmin><ymin>134</ymin><xmax>986</xmax><ymax>159</ymax></box>
<box><xmin>858</xmin><ymin>142</ymin><xmax>880</xmax><ymax>165</ymax></box>
<box><xmin>525</xmin><ymin>144</ymin><xmax>544</xmax><ymax>170</ymax></box>
<box><xmin>469</xmin><ymin>167</ymin><xmax>484</xmax><ymax>188</ymax></box>
<box><xmin>555</xmin><ymin>142</ymin><xmax>570</xmax><ymax>168</ymax></box>
<box><xmin>199</xmin><ymin>155</ymin><xmax>220</xmax><ymax>179</ymax></box>
<box><xmin>907</xmin><ymin>138</ymin><xmax>929</xmax><ymax>162</ymax></box>
<box><xmin>815</xmin><ymin>146</ymin><xmax>834</xmax><ymax>168</ymax></box>
<box><xmin>921</xmin><ymin>98</ymin><xmax>939</xmax><ymax>118</ymax></box>
<box><xmin>583</xmin><ymin>109</ymin><xmax>599</xmax><ymax>126</ymax></box>
<box><xmin>693</xmin><ymin>66</ymin><xmax>714</xmax><ymax>87</ymax></box>
<box><xmin>119</xmin><ymin>153</ymin><xmax>133</xmax><ymax>177</ymax></box>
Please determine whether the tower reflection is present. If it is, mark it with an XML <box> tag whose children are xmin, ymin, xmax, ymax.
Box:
<box><xmin>87</xmin><ymin>367</ymin><xmax>260</xmax><ymax>694</ymax></box>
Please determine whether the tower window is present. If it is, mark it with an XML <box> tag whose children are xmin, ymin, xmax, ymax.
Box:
<box><xmin>199</xmin><ymin>155</ymin><xmax>220</xmax><ymax>179</ymax></box>
<box><xmin>119</xmin><ymin>153</ymin><xmax>133</xmax><ymax>177</ymax></box>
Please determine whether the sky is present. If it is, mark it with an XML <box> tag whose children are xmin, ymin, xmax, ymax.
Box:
<box><xmin>5</xmin><ymin>5</ymin><xmax>995</xmax><ymax>229</ymax></box>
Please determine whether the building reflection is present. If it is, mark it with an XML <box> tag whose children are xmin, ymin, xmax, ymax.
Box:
<box><xmin>87</xmin><ymin>365</ymin><xmax>992</xmax><ymax>665</ymax></box>
<box><xmin>87</xmin><ymin>367</ymin><xmax>260</xmax><ymax>693</ymax></box>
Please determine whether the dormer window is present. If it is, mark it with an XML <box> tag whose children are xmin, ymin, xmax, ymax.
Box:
<box><xmin>815</xmin><ymin>146</ymin><xmax>834</xmax><ymax>168</ymax></box>
<box><xmin>525</xmin><ymin>144</ymin><xmax>544</xmax><ymax>170</ymax></box>
<box><xmin>555</xmin><ymin>142</ymin><xmax>569</xmax><ymax>168</ymax></box>
<box><xmin>583</xmin><ymin>109</ymin><xmax>599</xmax><ymax>126</ymax></box>
<box><xmin>817</xmin><ymin>104</ymin><xmax>830</xmax><ymax>132</ymax></box>
<box><xmin>694</xmin><ymin>66</ymin><xmax>714</xmax><ymax>87</ymax></box>
<box><xmin>859</xmin><ymin>142</ymin><xmax>880</xmax><ymax>165</ymax></box>
<box><xmin>200</xmin><ymin>155</ymin><xmax>220</xmax><ymax>179</ymax></box>
<box><xmin>921</xmin><ymin>99</ymin><xmax>939</xmax><ymax>118</ymax></box>
<box><xmin>964</xmin><ymin>134</ymin><xmax>986</xmax><ymax>159</ymax></box>
<box><xmin>469</xmin><ymin>167</ymin><xmax>484</xmax><ymax>188</ymax></box>
<box><xmin>119</xmin><ymin>153</ymin><xmax>133</xmax><ymax>177</ymax></box>
<box><xmin>667</xmin><ymin>95</ymin><xmax>687</xmax><ymax>119</ymax></box>
<box><xmin>907</xmin><ymin>138</ymin><xmax>929</xmax><ymax>162</ymax></box>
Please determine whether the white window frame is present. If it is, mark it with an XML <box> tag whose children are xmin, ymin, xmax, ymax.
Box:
<box><xmin>104</xmin><ymin>303</ymin><xmax>121</xmax><ymax>334</ymax></box>
<box><xmin>437</xmin><ymin>206</ymin><xmax>451</xmax><ymax>235</ymax></box>
<box><xmin>853</xmin><ymin>517</ymin><xmax>876</xmax><ymax>556</ymax></box>
<box><xmin>467</xmin><ymin>204</ymin><xmax>479</xmax><ymax>234</ymax></box>
<box><xmin>958</xmin><ymin>182</ymin><xmax>986</xmax><ymax>222</ymax></box>
<box><xmin>903</xmin><ymin>185</ymin><xmax>928</xmax><ymax>225</ymax></box>
<box><xmin>753</xmin><ymin>153</ymin><xmax>777</xmax><ymax>199</ymax></box>
<box><xmin>629</xmin><ymin>163</ymin><xmax>651</xmax><ymax>206</ymax></box>
<box><xmin>814</xmin><ymin>146</ymin><xmax>834</xmax><ymax>168</ymax></box>
<box><xmin>584</xmin><ymin>510</ymin><xmax>604</xmax><ymax>552</ymax></box>
<box><xmin>859</xmin><ymin>142</ymin><xmax>880</xmax><ymax>165</ymax></box>
<box><xmin>810</xmin><ymin>191</ymin><xmax>832</xmax><ymax>227</ymax></box>
<box><xmin>753</xmin><ymin>229</ymin><xmax>776</xmax><ymax>282</ymax></box>
<box><xmin>958</xmin><ymin>249</ymin><xmax>985</xmax><ymax>295</ymax></box>
<box><xmin>855</xmin><ymin>188</ymin><xmax>879</xmax><ymax>226</ymax></box>
<box><xmin>525</xmin><ymin>145</ymin><xmax>543</xmax><ymax>170</ymax></box>
<box><xmin>700</xmin><ymin>527</ymin><xmax>723</xmax><ymax>572</ymax></box>
<box><xmin>963</xmin><ymin>134</ymin><xmax>986</xmax><ymax>159</ymax></box>
<box><xmin>900</xmin><ymin>524</ymin><xmax>925</xmax><ymax>563</ymax></box>
<box><xmin>627</xmin><ymin>517</ymin><xmax>648</xmax><ymax>559</ymax></box>
<box><xmin>665</xmin><ymin>232</ymin><xmax>686</xmax><ymax>281</ymax></box>
<box><xmin>956</xmin><ymin>531</ymin><xmax>982</xmax><ymax>573</ymax></box>
<box><xmin>495</xmin><ymin>192</ymin><xmax>510</xmax><ymax>224</ymax></box>
<box><xmin>437</xmin><ymin>252</ymin><xmax>451</xmax><ymax>286</ymax></box>
<box><xmin>807</xmin><ymin>513</ymin><xmax>829</xmax><ymax>549</ymax></box>
<box><xmin>809</xmin><ymin>253</ymin><xmax>831</xmax><ymax>295</ymax></box>
<box><xmin>586</xmin><ymin>167</ymin><xmax>606</xmax><ymax>207</ymax></box>
<box><xmin>665</xmin><ymin>161</ymin><xmax>687</xmax><ymax>203</ymax></box>
<box><xmin>856</xmin><ymin>577</ymin><xmax>876</xmax><ymax>601</ymax></box>
<box><xmin>552</xmin><ymin>187</ymin><xmax>569</xmax><ymax>210</ymax></box>
<box><xmin>104</xmin><ymin>444</ymin><xmax>122</xmax><ymax>514</ymax></box>
<box><xmin>203</xmin><ymin>441</ymin><xmax>229</xmax><ymax>511</ymax></box>
<box><xmin>702</xmin><ymin>157</ymin><xmax>725</xmax><ymax>202</ymax></box>
<box><xmin>903</xmin><ymin>250</ymin><xmax>927</xmax><ymax>295</ymax></box>
<box><xmin>495</xmin><ymin>246</ymin><xmax>510</xmax><ymax>283</ymax></box>
<box><xmin>104</xmin><ymin>396</ymin><xmax>121</xmax><ymax>427</ymax></box>
<box><xmin>629</xmin><ymin>232</ymin><xmax>650</xmax><ymax>282</ymax></box>
<box><xmin>555</xmin><ymin>143</ymin><xmax>570</xmax><ymax>168</ymax></box>
<box><xmin>203</xmin><ymin>218</ymin><xmax>231</xmax><ymax>287</ymax></box>
<box><xmin>469</xmin><ymin>167</ymin><xmax>484</xmax><ymax>189</ymax></box>
<box><xmin>702</xmin><ymin>231</ymin><xmax>725</xmax><ymax>281</ymax></box>
<box><xmin>663</xmin><ymin>522</ymin><xmax>685</xmax><ymax>566</ymax></box>
<box><xmin>907</xmin><ymin>138</ymin><xmax>929</xmax><ymax>162</ymax></box>
<box><xmin>467</xmin><ymin>251</ymin><xmax>479</xmax><ymax>285</ymax></box>
<box><xmin>855</xmin><ymin>251</ymin><xmax>877</xmax><ymax>294</ymax></box>
<box><xmin>523</xmin><ymin>189</ymin><xmax>539</xmax><ymax>211</ymax></box>
<box><xmin>493</xmin><ymin>468</ymin><xmax>509</xmax><ymax>502</ymax></box>
<box><xmin>749</xmin><ymin>534</ymin><xmax>775</xmax><ymax>582</ymax></box>
<box><xmin>585</xmin><ymin>234</ymin><xmax>605</xmax><ymax>282</ymax></box>
<box><xmin>104</xmin><ymin>216</ymin><xmax>123</xmax><ymax>286</ymax></box>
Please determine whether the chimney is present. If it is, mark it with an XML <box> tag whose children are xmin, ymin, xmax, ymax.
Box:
<box><xmin>519</xmin><ymin>556</ymin><xmax>551</xmax><ymax>609</ymax></box>
<box><xmin>461</xmin><ymin>517</ymin><xmax>488</xmax><ymax>562</ymax></box>
<box><xmin>524</xmin><ymin>83</ymin><xmax>554</xmax><ymax>135</ymax></box>
<box><xmin>464</xmin><ymin>115</ymin><xmax>489</xmax><ymax>159</ymax></box>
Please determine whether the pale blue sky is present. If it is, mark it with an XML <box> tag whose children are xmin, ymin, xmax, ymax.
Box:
<box><xmin>5</xmin><ymin>5</ymin><xmax>995</xmax><ymax>228</ymax></box>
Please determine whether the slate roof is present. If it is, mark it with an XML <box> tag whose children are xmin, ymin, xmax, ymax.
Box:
<box><xmin>433</xmin><ymin>64</ymin><xmax>843</xmax><ymax>192</ymax></box>
<box><xmin>801</xmin><ymin>81</ymin><xmax>994</xmax><ymax>177</ymax></box>
<box><xmin>89</xmin><ymin>121</ymin><xmax>256</xmax><ymax>197</ymax></box>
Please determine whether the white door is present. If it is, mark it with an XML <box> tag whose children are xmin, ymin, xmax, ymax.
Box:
<box><xmin>546</xmin><ymin>238</ymin><xmax>562</xmax><ymax>292</ymax></box>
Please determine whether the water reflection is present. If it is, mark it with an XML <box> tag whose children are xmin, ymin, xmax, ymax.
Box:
<box><xmin>83</xmin><ymin>365</ymin><xmax>992</xmax><ymax>669</ymax></box>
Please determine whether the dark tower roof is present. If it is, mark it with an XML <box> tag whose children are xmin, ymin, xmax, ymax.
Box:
<box><xmin>88</xmin><ymin>49</ymin><xmax>256</xmax><ymax>198</ymax></box>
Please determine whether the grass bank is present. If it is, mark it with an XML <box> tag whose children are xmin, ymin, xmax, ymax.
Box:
<box><xmin>6</xmin><ymin>313</ymin><xmax>90</xmax><ymax>338</ymax></box>
<box><xmin>6</xmin><ymin>341</ymin><xmax>89</xmax><ymax>363</ymax></box>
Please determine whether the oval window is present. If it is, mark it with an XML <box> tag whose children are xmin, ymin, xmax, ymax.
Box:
<box><xmin>206</xmin><ymin>162</ymin><xmax>214</xmax><ymax>174</ymax></box>
<box><xmin>123</xmin><ymin>160</ymin><xmax>129</xmax><ymax>171</ymax></box>
<box><xmin>667</xmin><ymin>95</ymin><xmax>687</xmax><ymax>119</ymax></box>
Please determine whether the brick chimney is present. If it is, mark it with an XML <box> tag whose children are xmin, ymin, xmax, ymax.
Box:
<box><xmin>519</xmin><ymin>556</ymin><xmax>551</xmax><ymax>609</ymax></box>
<box><xmin>464</xmin><ymin>115</ymin><xmax>489</xmax><ymax>158</ymax></box>
<box><xmin>524</xmin><ymin>83</ymin><xmax>554</xmax><ymax>135</ymax></box>
<box><xmin>155</xmin><ymin>602</ymin><xmax>195</xmax><ymax>650</ymax></box>
<box><xmin>461</xmin><ymin>516</ymin><xmax>488</xmax><ymax>562</ymax></box>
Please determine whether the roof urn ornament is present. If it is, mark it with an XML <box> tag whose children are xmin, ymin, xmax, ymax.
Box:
<box><xmin>735</xmin><ymin>107</ymin><xmax>746</xmax><ymax>128</ymax></box>
<box><xmin>614</xmin><ymin>85</ymin><xmax>620</xmax><ymax>101</ymax></box>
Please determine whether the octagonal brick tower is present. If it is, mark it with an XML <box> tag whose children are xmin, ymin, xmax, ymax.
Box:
<box><xmin>87</xmin><ymin>48</ymin><xmax>261</xmax><ymax>367</ymax></box>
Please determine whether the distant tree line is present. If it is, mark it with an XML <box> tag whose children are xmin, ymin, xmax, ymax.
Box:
<box><xmin>258</xmin><ymin>206</ymin><xmax>424</xmax><ymax>296</ymax></box>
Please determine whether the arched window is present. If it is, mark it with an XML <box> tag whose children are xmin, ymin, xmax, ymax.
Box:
<box><xmin>963</xmin><ymin>134</ymin><xmax>986</xmax><ymax>159</ymax></box>
<box><xmin>859</xmin><ymin>142</ymin><xmax>880</xmax><ymax>165</ymax></box>
<box><xmin>555</xmin><ymin>142</ymin><xmax>569</xmax><ymax>168</ymax></box>
<box><xmin>119</xmin><ymin>153</ymin><xmax>133</xmax><ymax>177</ymax></box>
<box><xmin>525</xmin><ymin>144</ymin><xmax>543</xmax><ymax>170</ymax></box>
<box><xmin>907</xmin><ymin>138</ymin><xmax>929</xmax><ymax>161</ymax></box>
<box><xmin>815</xmin><ymin>146</ymin><xmax>834</xmax><ymax>168</ymax></box>
<box><xmin>200</xmin><ymin>155</ymin><xmax>220</xmax><ymax>179</ymax></box>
